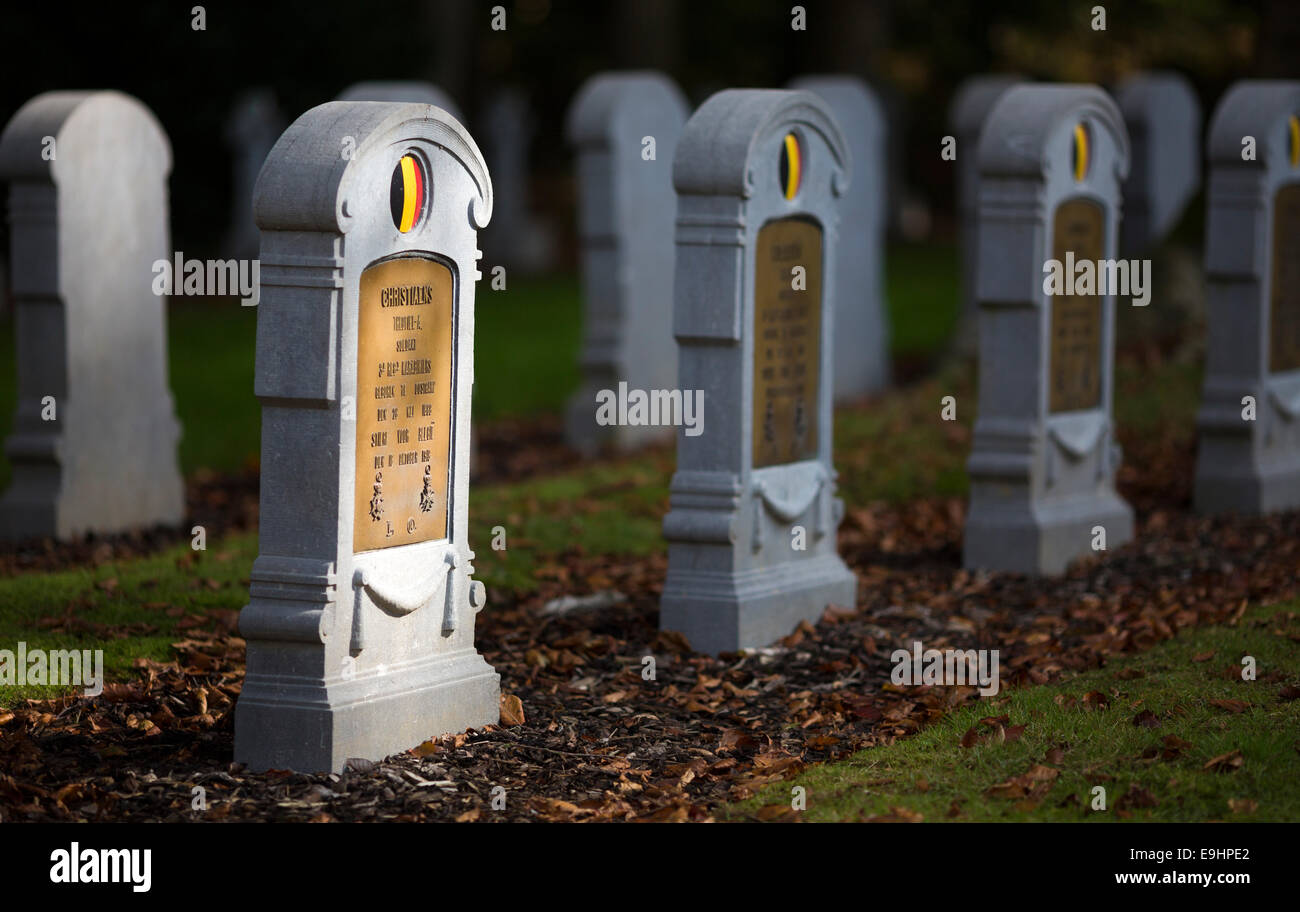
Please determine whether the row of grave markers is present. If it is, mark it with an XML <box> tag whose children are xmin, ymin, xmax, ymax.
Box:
<box><xmin>0</xmin><ymin>78</ymin><xmax>1297</xmax><ymax>771</ymax></box>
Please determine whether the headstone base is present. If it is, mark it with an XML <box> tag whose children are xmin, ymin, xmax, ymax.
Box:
<box><xmin>963</xmin><ymin>493</ymin><xmax>1133</xmax><ymax>576</ymax></box>
<box><xmin>660</xmin><ymin>554</ymin><xmax>856</xmax><ymax>655</ymax></box>
<box><xmin>1194</xmin><ymin>451</ymin><xmax>1300</xmax><ymax>516</ymax></box>
<box><xmin>564</xmin><ymin>387</ymin><xmax>672</xmax><ymax>457</ymax></box>
<box><xmin>235</xmin><ymin>650</ymin><xmax>499</xmax><ymax>773</ymax></box>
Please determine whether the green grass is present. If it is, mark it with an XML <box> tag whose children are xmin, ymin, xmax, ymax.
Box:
<box><xmin>474</xmin><ymin>274</ymin><xmax>582</xmax><ymax>420</ymax></box>
<box><xmin>0</xmin><ymin>245</ymin><xmax>959</xmax><ymax>488</ymax></box>
<box><xmin>726</xmin><ymin>601</ymin><xmax>1300</xmax><ymax>822</ymax></box>
<box><xmin>469</xmin><ymin>456</ymin><xmax>671</xmax><ymax>593</ymax></box>
<box><xmin>0</xmin><ymin>275</ymin><xmax>584</xmax><ymax>488</ymax></box>
<box><xmin>0</xmin><ymin>532</ymin><xmax>256</xmax><ymax>705</ymax></box>
<box><xmin>885</xmin><ymin>241</ymin><xmax>959</xmax><ymax>360</ymax></box>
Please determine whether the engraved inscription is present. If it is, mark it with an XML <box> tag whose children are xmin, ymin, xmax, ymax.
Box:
<box><xmin>353</xmin><ymin>256</ymin><xmax>453</xmax><ymax>552</ymax></box>
<box><xmin>1049</xmin><ymin>198</ymin><xmax>1105</xmax><ymax>413</ymax></box>
<box><xmin>752</xmin><ymin>217</ymin><xmax>822</xmax><ymax>468</ymax></box>
<box><xmin>1270</xmin><ymin>182</ymin><xmax>1300</xmax><ymax>373</ymax></box>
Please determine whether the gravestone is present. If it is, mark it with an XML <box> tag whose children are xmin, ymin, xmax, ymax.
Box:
<box><xmin>223</xmin><ymin>89</ymin><xmax>286</xmax><ymax>260</ymax></box>
<box><xmin>0</xmin><ymin>91</ymin><xmax>184</xmax><ymax>541</ymax></box>
<box><xmin>564</xmin><ymin>71</ymin><xmax>688</xmax><ymax>453</ymax></box>
<box><xmin>963</xmin><ymin>85</ymin><xmax>1134</xmax><ymax>575</ymax></box>
<box><xmin>1194</xmin><ymin>80</ymin><xmax>1300</xmax><ymax>515</ymax></box>
<box><xmin>337</xmin><ymin>81</ymin><xmax>462</xmax><ymax>123</ymax></box>
<box><xmin>660</xmin><ymin>89</ymin><xmax>857</xmax><ymax>654</ymax></box>
<box><xmin>789</xmin><ymin>75</ymin><xmax>890</xmax><ymax>400</ymax></box>
<box><xmin>235</xmin><ymin>100</ymin><xmax>498</xmax><ymax>772</ymax></box>
<box><xmin>479</xmin><ymin>87</ymin><xmax>554</xmax><ymax>273</ymax></box>
<box><xmin>1114</xmin><ymin>71</ymin><xmax>1202</xmax><ymax>254</ymax></box>
<box><xmin>949</xmin><ymin>75</ymin><xmax>1026</xmax><ymax>356</ymax></box>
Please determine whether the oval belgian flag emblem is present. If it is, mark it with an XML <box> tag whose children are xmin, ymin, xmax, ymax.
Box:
<box><xmin>778</xmin><ymin>132</ymin><xmax>802</xmax><ymax>201</ymax></box>
<box><xmin>390</xmin><ymin>153</ymin><xmax>426</xmax><ymax>233</ymax></box>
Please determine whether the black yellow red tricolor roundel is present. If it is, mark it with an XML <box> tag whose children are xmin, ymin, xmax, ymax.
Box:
<box><xmin>390</xmin><ymin>153</ymin><xmax>427</xmax><ymax>233</ymax></box>
<box><xmin>779</xmin><ymin>132</ymin><xmax>802</xmax><ymax>200</ymax></box>
<box><xmin>1072</xmin><ymin>122</ymin><xmax>1090</xmax><ymax>181</ymax></box>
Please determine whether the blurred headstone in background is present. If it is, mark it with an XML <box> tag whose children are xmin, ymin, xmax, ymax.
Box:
<box><xmin>661</xmin><ymin>89</ymin><xmax>856</xmax><ymax>654</ymax></box>
<box><xmin>0</xmin><ymin>90</ymin><xmax>185</xmax><ymax>541</ymax></box>
<box><xmin>564</xmin><ymin>72</ymin><xmax>688</xmax><ymax>454</ymax></box>
<box><xmin>963</xmin><ymin>85</ymin><xmax>1133</xmax><ymax>575</ymax></box>
<box><xmin>790</xmin><ymin>75</ymin><xmax>891</xmax><ymax>399</ymax></box>
<box><xmin>1195</xmin><ymin>80</ymin><xmax>1300</xmax><ymax>516</ymax></box>
<box><xmin>1115</xmin><ymin>71</ymin><xmax>1202</xmax><ymax>254</ymax></box>
<box><xmin>479</xmin><ymin>87</ymin><xmax>556</xmax><ymax>275</ymax></box>
<box><xmin>1112</xmin><ymin>71</ymin><xmax>1207</xmax><ymax>358</ymax></box>
<box><xmin>948</xmin><ymin>74</ymin><xmax>1026</xmax><ymax>358</ymax></box>
<box><xmin>223</xmin><ymin>88</ymin><xmax>285</xmax><ymax>261</ymax></box>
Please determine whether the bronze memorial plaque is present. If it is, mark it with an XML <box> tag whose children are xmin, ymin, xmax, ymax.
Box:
<box><xmin>1270</xmin><ymin>182</ymin><xmax>1300</xmax><ymax>373</ymax></box>
<box><xmin>353</xmin><ymin>255</ymin><xmax>454</xmax><ymax>553</ymax></box>
<box><xmin>1049</xmin><ymin>198</ymin><xmax>1105</xmax><ymax>413</ymax></box>
<box><xmin>752</xmin><ymin>217</ymin><xmax>823</xmax><ymax>469</ymax></box>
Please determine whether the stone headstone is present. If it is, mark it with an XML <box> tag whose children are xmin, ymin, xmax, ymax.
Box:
<box><xmin>337</xmin><ymin>81</ymin><xmax>462</xmax><ymax>123</ymax></box>
<box><xmin>478</xmin><ymin>87</ymin><xmax>554</xmax><ymax>273</ymax></box>
<box><xmin>223</xmin><ymin>89</ymin><xmax>286</xmax><ymax>260</ymax></box>
<box><xmin>1114</xmin><ymin>71</ymin><xmax>1202</xmax><ymax>254</ymax></box>
<box><xmin>0</xmin><ymin>91</ymin><xmax>184</xmax><ymax>541</ymax></box>
<box><xmin>789</xmin><ymin>75</ymin><xmax>890</xmax><ymax>400</ymax></box>
<box><xmin>949</xmin><ymin>75</ymin><xmax>1026</xmax><ymax>357</ymax></box>
<box><xmin>660</xmin><ymin>89</ymin><xmax>857</xmax><ymax>654</ymax></box>
<box><xmin>963</xmin><ymin>85</ymin><xmax>1134</xmax><ymax>575</ymax></box>
<box><xmin>564</xmin><ymin>71</ymin><xmax>688</xmax><ymax>453</ymax></box>
<box><xmin>235</xmin><ymin>101</ymin><xmax>498</xmax><ymax>772</ymax></box>
<box><xmin>1194</xmin><ymin>80</ymin><xmax>1300</xmax><ymax>515</ymax></box>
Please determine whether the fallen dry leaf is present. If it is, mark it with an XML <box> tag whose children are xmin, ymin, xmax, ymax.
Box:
<box><xmin>499</xmin><ymin>694</ymin><xmax>526</xmax><ymax>727</ymax></box>
<box><xmin>1203</xmin><ymin>750</ymin><xmax>1245</xmax><ymax>773</ymax></box>
<box><xmin>1208</xmin><ymin>698</ymin><xmax>1250</xmax><ymax>714</ymax></box>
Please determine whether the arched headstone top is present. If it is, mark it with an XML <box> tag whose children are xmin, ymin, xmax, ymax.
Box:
<box><xmin>1115</xmin><ymin>70</ymin><xmax>1200</xmax><ymax>127</ymax></box>
<box><xmin>337</xmin><ymin>81</ymin><xmax>462</xmax><ymax>122</ymax></box>
<box><xmin>565</xmin><ymin>71</ymin><xmax>688</xmax><ymax>147</ymax></box>
<box><xmin>1207</xmin><ymin>80</ymin><xmax>1300</xmax><ymax>169</ymax></box>
<box><xmin>978</xmin><ymin>85</ymin><xmax>1129</xmax><ymax>184</ymax></box>
<box><xmin>673</xmin><ymin>89</ymin><xmax>850</xmax><ymax>199</ymax></box>
<box><xmin>0</xmin><ymin>90</ymin><xmax>171</xmax><ymax>183</ymax></box>
<box><xmin>254</xmin><ymin>101</ymin><xmax>492</xmax><ymax>234</ymax></box>
<box><xmin>790</xmin><ymin>75</ymin><xmax>884</xmax><ymax>124</ymax></box>
<box><xmin>948</xmin><ymin>74</ymin><xmax>1025</xmax><ymax>136</ymax></box>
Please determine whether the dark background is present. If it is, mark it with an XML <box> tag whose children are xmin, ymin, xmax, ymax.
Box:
<box><xmin>1</xmin><ymin>0</ymin><xmax>1295</xmax><ymax>262</ymax></box>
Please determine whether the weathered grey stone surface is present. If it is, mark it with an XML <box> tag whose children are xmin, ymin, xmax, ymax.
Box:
<box><xmin>789</xmin><ymin>75</ymin><xmax>890</xmax><ymax>400</ymax></box>
<box><xmin>660</xmin><ymin>89</ymin><xmax>857</xmax><ymax>655</ymax></box>
<box><xmin>337</xmin><ymin>81</ymin><xmax>461</xmax><ymax>123</ymax></box>
<box><xmin>235</xmin><ymin>101</ymin><xmax>498</xmax><ymax>772</ymax></box>
<box><xmin>1194</xmin><ymin>80</ymin><xmax>1300</xmax><ymax>515</ymax></box>
<box><xmin>0</xmin><ymin>91</ymin><xmax>184</xmax><ymax>541</ymax></box>
<box><xmin>223</xmin><ymin>89</ymin><xmax>285</xmax><ymax>260</ymax></box>
<box><xmin>949</xmin><ymin>75</ymin><xmax>1026</xmax><ymax>357</ymax></box>
<box><xmin>1115</xmin><ymin>71</ymin><xmax>1202</xmax><ymax>254</ymax></box>
<box><xmin>963</xmin><ymin>85</ymin><xmax>1134</xmax><ymax>575</ymax></box>
<box><xmin>478</xmin><ymin>87</ymin><xmax>554</xmax><ymax>273</ymax></box>
<box><xmin>564</xmin><ymin>71</ymin><xmax>688</xmax><ymax>453</ymax></box>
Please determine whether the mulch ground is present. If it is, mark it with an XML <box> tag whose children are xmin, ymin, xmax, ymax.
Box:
<box><xmin>1</xmin><ymin>426</ymin><xmax>1297</xmax><ymax>822</ymax></box>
